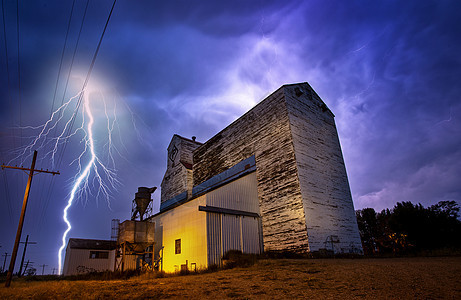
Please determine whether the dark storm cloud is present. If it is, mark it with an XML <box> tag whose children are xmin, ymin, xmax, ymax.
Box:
<box><xmin>114</xmin><ymin>0</ymin><xmax>292</xmax><ymax>35</ymax></box>
<box><xmin>283</xmin><ymin>1</ymin><xmax>461</xmax><ymax>209</ymax></box>
<box><xmin>1</xmin><ymin>0</ymin><xmax>460</xmax><ymax>273</ymax></box>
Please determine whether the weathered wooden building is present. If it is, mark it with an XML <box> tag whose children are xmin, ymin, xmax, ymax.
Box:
<box><xmin>150</xmin><ymin>82</ymin><xmax>362</xmax><ymax>272</ymax></box>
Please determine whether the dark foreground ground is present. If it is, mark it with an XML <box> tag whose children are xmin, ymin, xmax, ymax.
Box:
<box><xmin>1</xmin><ymin>257</ymin><xmax>460</xmax><ymax>299</ymax></box>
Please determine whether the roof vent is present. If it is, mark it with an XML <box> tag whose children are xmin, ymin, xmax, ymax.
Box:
<box><xmin>192</xmin><ymin>136</ymin><xmax>196</xmax><ymax>142</ymax></box>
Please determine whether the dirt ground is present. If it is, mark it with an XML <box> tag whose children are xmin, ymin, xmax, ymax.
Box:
<box><xmin>1</xmin><ymin>256</ymin><xmax>460</xmax><ymax>299</ymax></box>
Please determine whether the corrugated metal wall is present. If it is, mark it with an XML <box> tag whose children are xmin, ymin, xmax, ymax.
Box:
<box><xmin>206</xmin><ymin>173</ymin><xmax>259</xmax><ymax>213</ymax></box>
<box><xmin>205</xmin><ymin>172</ymin><xmax>262</xmax><ymax>266</ymax></box>
<box><xmin>121</xmin><ymin>254</ymin><xmax>139</xmax><ymax>271</ymax></box>
<box><xmin>206</xmin><ymin>213</ymin><xmax>262</xmax><ymax>266</ymax></box>
<box><xmin>222</xmin><ymin>214</ymin><xmax>241</xmax><ymax>252</ymax></box>
<box><xmin>206</xmin><ymin>212</ymin><xmax>222</xmax><ymax>266</ymax></box>
<box><xmin>241</xmin><ymin>216</ymin><xmax>261</xmax><ymax>253</ymax></box>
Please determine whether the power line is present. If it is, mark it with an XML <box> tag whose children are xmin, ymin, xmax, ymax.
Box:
<box><xmin>39</xmin><ymin>264</ymin><xmax>47</xmax><ymax>275</ymax></box>
<box><xmin>35</xmin><ymin>0</ymin><xmax>117</xmax><ymax>257</ymax></box>
<box><xmin>36</xmin><ymin>0</ymin><xmax>90</xmax><ymax>235</ymax></box>
<box><xmin>22</xmin><ymin>259</ymin><xmax>33</xmax><ymax>276</ymax></box>
<box><xmin>48</xmin><ymin>0</ymin><xmax>77</xmax><ymax>120</ymax></box>
<box><xmin>36</xmin><ymin>0</ymin><xmax>78</xmax><ymax>236</ymax></box>
<box><xmin>55</xmin><ymin>0</ymin><xmax>90</xmax><ymax>133</ymax></box>
<box><xmin>1</xmin><ymin>0</ymin><xmax>12</xmax><ymax>110</ymax></box>
<box><xmin>1</xmin><ymin>0</ymin><xmax>21</xmax><ymax>209</ymax></box>
<box><xmin>2</xmin><ymin>252</ymin><xmax>10</xmax><ymax>272</ymax></box>
<box><xmin>16</xmin><ymin>0</ymin><xmax>21</xmax><ymax>144</ymax></box>
<box><xmin>2</xmin><ymin>151</ymin><xmax>59</xmax><ymax>287</ymax></box>
<box><xmin>18</xmin><ymin>234</ymin><xmax>37</xmax><ymax>277</ymax></box>
<box><xmin>2</xmin><ymin>171</ymin><xmax>13</xmax><ymax>222</ymax></box>
<box><xmin>56</xmin><ymin>0</ymin><xmax>117</xmax><ymax>172</ymax></box>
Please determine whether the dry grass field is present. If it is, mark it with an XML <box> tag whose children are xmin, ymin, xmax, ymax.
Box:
<box><xmin>1</xmin><ymin>256</ymin><xmax>460</xmax><ymax>299</ymax></box>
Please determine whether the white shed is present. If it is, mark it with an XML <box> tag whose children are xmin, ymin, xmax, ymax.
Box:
<box><xmin>63</xmin><ymin>238</ymin><xmax>116</xmax><ymax>276</ymax></box>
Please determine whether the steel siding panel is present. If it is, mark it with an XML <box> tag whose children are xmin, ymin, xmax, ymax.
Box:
<box><xmin>206</xmin><ymin>212</ymin><xmax>222</xmax><ymax>266</ymax></box>
<box><xmin>206</xmin><ymin>173</ymin><xmax>259</xmax><ymax>213</ymax></box>
<box><xmin>204</xmin><ymin>172</ymin><xmax>262</xmax><ymax>267</ymax></box>
<box><xmin>242</xmin><ymin>216</ymin><xmax>261</xmax><ymax>254</ymax></box>
<box><xmin>222</xmin><ymin>214</ymin><xmax>241</xmax><ymax>254</ymax></box>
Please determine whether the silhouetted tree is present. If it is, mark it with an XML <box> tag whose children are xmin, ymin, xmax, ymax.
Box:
<box><xmin>356</xmin><ymin>201</ymin><xmax>461</xmax><ymax>255</ymax></box>
<box><xmin>356</xmin><ymin>208</ymin><xmax>379</xmax><ymax>254</ymax></box>
<box><xmin>388</xmin><ymin>202</ymin><xmax>427</xmax><ymax>249</ymax></box>
<box><xmin>427</xmin><ymin>200</ymin><xmax>461</xmax><ymax>249</ymax></box>
<box><xmin>25</xmin><ymin>267</ymin><xmax>36</xmax><ymax>276</ymax></box>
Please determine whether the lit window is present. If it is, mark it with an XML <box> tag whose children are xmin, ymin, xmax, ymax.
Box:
<box><xmin>175</xmin><ymin>239</ymin><xmax>181</xmax><ymax>254</ymax></box>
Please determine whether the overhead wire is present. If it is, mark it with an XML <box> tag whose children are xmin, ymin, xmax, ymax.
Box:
<box><xmin>48</xmin><ymin>0</ymin><xmax>76</xmax><ymax>120</ymax></box>
<box><xmin>36</xmin><ymin>0</ymin><xmax>87</xmax><ymax>234</ymax></box>
<box><xmin>1</xmin><ymin>172</ymin><xmax>13</xmax><ymax>223</ymax></box>
<box><xmin>55</xmin><ymin>0</ymin><xmax>117</xmax><ymax>172</ymax></box>
<box><xmin>1</xmin><ymin>0</ymin><xmax>12</xmax><ymax>110</ymax></box>
<box><xmin>55</xmin><ymin>0</ymin><xmax>117</xmax><ymax>272</ymax></box>
<box><xmin>37</xmin><ymin>0</ymin><xmax>118</xmax><ymax>233</ymax></box>
<box><xmin>1</xmin><ymin>0</ymin><xmax>16</xmax><ymax>223</ymax></box>
<box><xmin>16</xmin><ymin>0</ymin><xmax>21</xmax><ymax>145</ymax></box>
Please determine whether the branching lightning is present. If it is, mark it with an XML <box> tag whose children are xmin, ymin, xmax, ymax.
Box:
<box><xmin>2</xmin><ymin>0</ymin><xmax>119</xmax><ymax>276</ymax></box>
<box><xmin>58</xmin><ymin>91</ymin><xmax>96</xmax><ymax>275</ymax></box>
<box><xmin>14</xmin><ymin>87</ymin><xmax>121</xmax><ymax>275</ymax></box>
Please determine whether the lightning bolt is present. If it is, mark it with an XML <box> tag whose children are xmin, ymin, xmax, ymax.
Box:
<box><xmin>9</xmin><ymin>91</ymin><xmax>84</xmax><ymax>167</ymax></box>
<box><xmin>57</xmin><ymin>91</ymin><xmax>97</xmax><ymax>274</ymax></box>
<box><xmin>11</xmin><ymin>86</ymin><xmax>121</xmax><ymax>275</ymax></box>
<box><xmin>2</xmin><ymin>0</ymin><xmax>120</xmax><ymax>276</ymax></box>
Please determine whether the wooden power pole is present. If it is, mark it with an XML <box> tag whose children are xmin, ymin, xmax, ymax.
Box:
<box><xmin>18</xmin><ymin>235</ymin><xmax>37</xmax><ymax>277</ymax></box>
<box><xmin>39</xmin><ymin>264</ymin><xmax>48</xmax><ymax>275</ymax></box>
<box><xmin>2</xmin><ymin>150</ymin><xmax>59</xmax><ymax>287</ymax></box>
<box><xmin>2</xmin><ymin>252</ymin><xmax>10</xmax><ymax>273</ymax></box>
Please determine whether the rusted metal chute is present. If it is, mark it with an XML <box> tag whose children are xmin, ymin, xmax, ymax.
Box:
<box><xmin>131</xmin><ymin>187</ymin><xmax>156</xmax><ymax>221</ymax></box>
<box><xmin>115</xmin><ymin>187</ymin><xmax>156</xmax><ymax>272</ymax></box>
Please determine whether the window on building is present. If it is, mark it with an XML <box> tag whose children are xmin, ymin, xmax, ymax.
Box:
<box><xmin>169</xmin><ymin>145</ymin><xmax>178</xmax><ymax>162</ymax></box>
<box><xmin>89</xmin><ymin>251</ymin><xmax>109</xmax><ymax>259</ymax></box>
<box><xmin>175</xmin><ymin>239</ymin><xmax>181</xmax><ymax>254</ymax></box>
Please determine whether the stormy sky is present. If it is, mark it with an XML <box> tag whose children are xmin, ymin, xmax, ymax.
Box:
<box><xmin>1</xmin><ymin>0</ymin><xmax>460</xmax><ymax>274</ymax></box>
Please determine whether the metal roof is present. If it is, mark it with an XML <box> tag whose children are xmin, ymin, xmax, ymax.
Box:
<box><xmin>67</xmin><ymin>238</ymin><xmax>116</xmax><ymax>250</ymax></box>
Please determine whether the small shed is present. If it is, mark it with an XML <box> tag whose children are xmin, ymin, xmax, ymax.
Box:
<box><xmin>63</xmin><ymin>238</ymin><xmax>116</xmax><ymax>276</ymax></box>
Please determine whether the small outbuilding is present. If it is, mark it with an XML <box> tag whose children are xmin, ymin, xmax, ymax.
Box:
<box><xmin>62</xmin><ymin>238</ymin><xmax>116</xmax><ymax>276</ymax></box>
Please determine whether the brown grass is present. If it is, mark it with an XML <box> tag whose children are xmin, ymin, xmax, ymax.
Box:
<box><xmin>1</xmin><ymin>256</ymin><xmax>460</xmax><ymax>299</ymax></box>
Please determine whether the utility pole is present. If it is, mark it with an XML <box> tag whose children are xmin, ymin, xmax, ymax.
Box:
<box><xmin>2</xmin><ymin>150</ymin><xmax>59</xmax><ymax>287</ymax></box>
<box><xmin>39</xmin><ymin>264</ymin><xmax>48</xmax><ymax>275</ymax></box>
<box><xmin>2</xmin><ymin>252</ymin><xmax>10</xmax><ymax>273</ymax></box>
<box><xmin>22</xmin><ymin>260</ymin><xmax>31</xmax><ymax>276</ymax></box>
<box><xmin>18</xmin><ymin>235</ymin><xmax>37</xmax><ymax>277</ymax></box>
<box><xmin>52</xmin><ymin>267</ymin><xmax>57</xmax><ymax>275</ymax></box>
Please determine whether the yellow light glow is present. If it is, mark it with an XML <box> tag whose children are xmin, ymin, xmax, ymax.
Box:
<box><xmin>153</xmin><ymin>196</ymin><xmax>208</xmax><ymax>273</ymax></box>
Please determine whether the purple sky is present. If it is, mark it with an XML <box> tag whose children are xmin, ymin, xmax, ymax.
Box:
<box><xmin>1</xmin><ymin>0</ymin><xmax>460</xmax><ymax>274</ymax></box>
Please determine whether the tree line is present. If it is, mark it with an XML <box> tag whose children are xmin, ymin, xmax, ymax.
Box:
<box><xmin>356</xmin><ymin>201</ymin><xmax>461</xmax><ymax>255</ymax></box>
